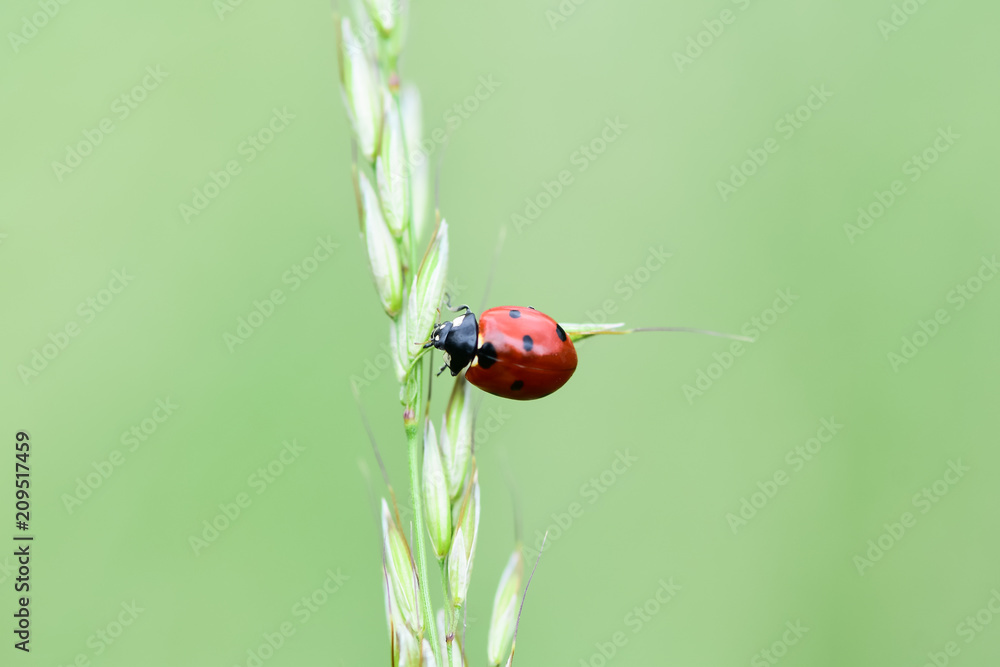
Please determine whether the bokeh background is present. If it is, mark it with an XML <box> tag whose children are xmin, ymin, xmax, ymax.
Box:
<box><xmin>2</xmin><ymin>0</ymin><xmax>999</xmax><ymax>665</ymax></box>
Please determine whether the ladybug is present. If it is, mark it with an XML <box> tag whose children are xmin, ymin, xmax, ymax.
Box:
<box><xmin>424</xmin><ymin>305</ymin><xmax>577</xmax><ymax>400</ymax></box>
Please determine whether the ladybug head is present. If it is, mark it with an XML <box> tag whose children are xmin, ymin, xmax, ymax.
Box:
<box><xmin>424</xmin><ymin>310</ymin><xmax>479</xmax><ymax>376</ymax></box>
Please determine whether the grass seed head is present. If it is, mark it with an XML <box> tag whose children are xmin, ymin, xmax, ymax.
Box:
<box><xmin>400</xmin><ymin>84</ymin><xmax>429</xmax><ymax>246</ymax></box>
<box><xmin>446</xmin><ymin>470</ymin><xmax>480</xmax><ymax>608</ymax></box>
<box><xmin>388</xmin><ymin>317</ymin><xmax>408</xmax><ymax>383</ymax></box>
<box><xmin>382</xmin><ymin>499</ymin><xmax>422</xmax><ymax>633</ymax></box>
<box><xmin>337</xmin><ymin>17</ymin><xmax>383</xmax><ymax>162</ymax></box>
<box><xmin>422</xmin><ymin>419</ymin><xmax>452</xmax><ymax>559</ymax></box>
<box><xmin>376</xmin><ymin>92</ymin><xmax>409</xmax><ymax>237</ymax></box>
<box><xmin>486</xmin><ymin>549</ymin><xmax>524</xmax><ymax>666</ymax></box>
<box><xmin>361</xmin><ymin>0</ymin><xmax>397</xmax><ymax>33</ymax></box>
<box><xmin>405</xmin><ymin>219</ymin><xmax>449</xmax><ymax>359</ymax></box>
<box><xmin>442</xmin><ymin>378</ymin><xmax>473</xmax><ymax>500</ymax></box>
<box><xmin>396</xmin><ymin>624</ymin><xmax>420</xmax><ymax>667</ymax></box>
<box><xmin>359</xmin><ymin>171</ymin><xmax>403</xmax><ymax>317</ymax></box>
<box><xmin>421</xmin><ymin>638</ymin><xmax>438</xmax><ymax>667</ymax></box>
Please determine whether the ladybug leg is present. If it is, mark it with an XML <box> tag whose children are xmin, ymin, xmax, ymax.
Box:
<box><xmin>443</xmin><ymin>293</ymin><xmax>470</xmax><ymax>313</ymax></box>
<box><xmin>436</xmin><ymin>363</ymin><xmax>449</xmax><ymax>376</ymax></box>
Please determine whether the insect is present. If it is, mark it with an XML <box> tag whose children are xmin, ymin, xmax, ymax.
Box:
<box><xmin>424</xmin><ymin>305</ymin><xmax>577</xmax><ymax>400</ymax></box>
<box><xmin>424</xmin><ymin>302</ymin><xmax>751</xmax><ymax>401</ymax></box>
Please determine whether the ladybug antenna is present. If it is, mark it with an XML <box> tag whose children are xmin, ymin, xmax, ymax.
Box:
<box><xmin>442</xmin><ymin>293</ymin><xmax>470</xmax><ymax>313</ymax></box>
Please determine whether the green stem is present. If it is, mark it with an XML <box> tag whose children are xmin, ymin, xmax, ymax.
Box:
<box><xmin>405</xmin><ymin>360</ymin><xmax>441</xmax><ymax>666</ymax></box>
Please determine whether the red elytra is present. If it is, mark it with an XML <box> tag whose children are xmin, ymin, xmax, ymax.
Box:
<box><xmin>425</xmin><ymin>306</ymin><xmax>577</xmax><ymax>400</ymax></box>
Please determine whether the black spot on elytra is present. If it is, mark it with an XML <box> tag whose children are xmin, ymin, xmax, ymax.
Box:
<box><xmin>478</xmin><ymin>342</ymin><xmax>498</xmax><ymax>369</ymax></box>
<box><xmin>509</xmin><ymin>309</ymin><xmax>521</xmax><ymax>318</ymax></box>
<box><xmin>556</xmin><ymin>324</ymin><xmax>567</xmax><ymax>342</ymax></box>
<box><xmin>522</xmin><ymin>335</ymin><xmax>533</xmax><ymax>352</ymax></box>
<box><xmin>510</xmin><ymin>380</ymin><xmax>524</xmax><ymax>391</ymax></box>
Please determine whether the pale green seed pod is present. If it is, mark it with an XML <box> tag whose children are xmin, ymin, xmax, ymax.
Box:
<box><xmin>396</xmin><ymin>625</ymin><xmax>420</xmax><ymax>667</ymax></box>
<box><xmin>337</xmin><ymin>17</ymin><xmax>383</xmax><ymax>162</ymax></box>
<box><xmin>422</xmin><ymin>420</ymin><xmax>452</xmax><ymax>559</ymax></box>
<box><xmin>447</xmin><ymin>528</ymin><xmax>470</xmax><ymax>610</ymax></box>
<box><xmin>362</xmin><ymin>0</ymin><xmax>397</xmax><ymax>34</ymax></box>
<box><xmin>388</xmin><ymin>317</ymin><xmax>407</xmax><ymax>383</ymax></box>
<box><xmin>360</xmin><ymin>172</ymin><xmax>403</xmax><ymax>317</ymax></box>
<box><xmin>400</xmin><ymin>84</ymin><xmax>429</xmax><ymax>246</ymax></box>
<box><xmin>421</xmin><ymin>638</ymin><xmax>438</xmax><ymax>667</ymax></box>
<box><xmin>446</xmin><ymin>471</ymin><xmax>479</xmax><ymax>608</ymax></box>
<box><xmin>441</xmin><ymin>378</ymin><xmax>473</xmax><ymax>500</ymax></box>
<box><xmin>376</xmin><ymin>92</ymin><xmax>409</xmax><ymax>237</ymax></box>
<box><xmin>382</xmin><ymin>499</ymin><xmax>421</xmax><ymax>633</ymax></box>
<box><xmin>368</xmin><ymin>0</ymin><xmax>407</xmax><ymax>61</ymax></box>
<box><xmin>381</xmin><ymin>555</ymin><xmax>403</xmax><ymax>641</ymax></box>
<box><xmin>406</xmin><ymin>220</ymin><xmax>449</xmax><ymax>358</ymax></box>
<box><xmin>486</xmin><ymin>549</ymin><xmax>524</xmax><ymax>666</ymax></box>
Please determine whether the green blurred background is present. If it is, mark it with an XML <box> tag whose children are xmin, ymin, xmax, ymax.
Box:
<box><xmin>2</xmin><ymin>0</ymin><xmax>999</xmax><ymax>665</ymax></box>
